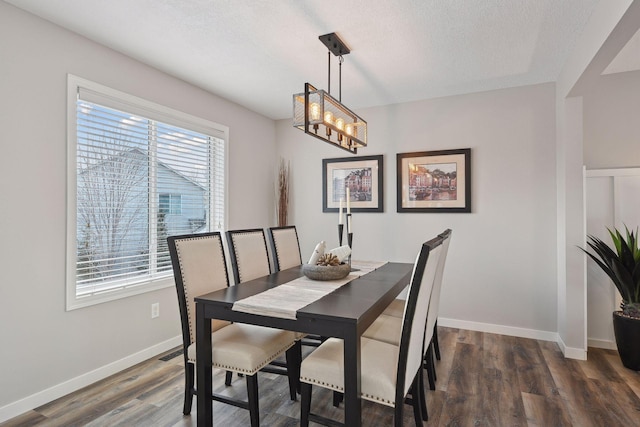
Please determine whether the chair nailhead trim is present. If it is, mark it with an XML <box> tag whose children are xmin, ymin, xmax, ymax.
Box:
<box><xmin>300</xmin><ymin>377</ymin><xmax>343</xmax><ymax>392</ymax></box>
<box><xmin>189</xmin><ymin>340</ymin><xmax>294</xmax><ymax>375</ymax></box>
<box><xmin>300</xmin><ymin>378</ymin><xmax>395</xmax><ymax>405</ymax></box>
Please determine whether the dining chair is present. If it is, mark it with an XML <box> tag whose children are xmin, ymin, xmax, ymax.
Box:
<box><xmin>380</xmin><ymin>229</ymin><xmax>452</xmax><ymax>362</ymax></box>
<box><xmin>268</xmin><ymin>225</ymin><xmax>303</xmax><ymax>272</ymax></box>
<box><xmin>422</xmin><ymin>228</ymin><xmax>452</xmax><ymax>373</ymax></box>
<box><xmin>362</xmin><ymin>229</ymin><xmax>451</xmax><ymax>414</ymax></box>
<box><xmin>167</xmin><ymin>232</ymin><xmax>300</xmax><ymax>426</ymax></box>
<box><xmin>299</xmin><ymin>236</ymin><xmax>443</xmax><ymax>426</ymax></box>
<box><xmin>226</xmin><ymin>228</ymin><xmax>272</xmax><ymax>285</ymax></box>
<box><xmin>226</xmin><ymin>228</ymin><xmax>304</xmax><ymax>376</ymax></box>
<box><xmin>268</xmin><ymin>225</ymin><xmax>326</xmax><ymax>348</ymax></box>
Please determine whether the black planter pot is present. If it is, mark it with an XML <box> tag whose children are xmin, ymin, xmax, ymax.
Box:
<box><xmin>613</xmin><ymin>311</ymin><xmax>640</xmax><ymax>371</ymax></box>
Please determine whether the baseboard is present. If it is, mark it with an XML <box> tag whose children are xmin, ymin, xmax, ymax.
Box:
<box><xmin>587</xmin><ymin>338</ymin><xmax>617</xmax><ymax>350</ymax></box>
<box><xmin>439</xmin><ymin>317</ymin><xmax>590</xmax><ymax>360</ymax></box>
<box><xmin>556</xmin><ymin>335</ymin><xmax>587</xmax><ymax>360</ymax></box>
<box><xmin>0</xmin><ymin>335</ymin><xmax>182</xmax><ymax>423</ymax></box>
<box><xmin>438</xmin><ymin>317</ymin><xmax>559</xmax><ymax>342</ymax></box>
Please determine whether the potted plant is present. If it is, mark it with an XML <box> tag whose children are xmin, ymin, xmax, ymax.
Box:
<box><xmin>583</xmin><ymin>226</ymin><xmax>640</xmax><ymax>370</ymax></box>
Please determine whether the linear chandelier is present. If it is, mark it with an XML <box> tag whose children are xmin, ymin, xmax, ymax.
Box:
<box><xmin>293</xmin><ymin>33</ymin><xmax>367</xmax><ymax>154</ymax></box>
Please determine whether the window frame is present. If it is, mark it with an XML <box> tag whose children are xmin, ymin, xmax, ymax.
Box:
<box><xmin>66</xmin><ymin>75</ymin><xmax>228</xmax><ymax>310</ymax></box>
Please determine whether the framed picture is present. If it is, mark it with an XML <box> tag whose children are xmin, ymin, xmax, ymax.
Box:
<box><xmin>397</xmin><ymin>148</ymin><xmax>471</xmax><ymax>213</ymax></box>
<box><xmin>322</xmin><ymin>155</ymin><xmax>383</xmax><ymax>213</ymax></box>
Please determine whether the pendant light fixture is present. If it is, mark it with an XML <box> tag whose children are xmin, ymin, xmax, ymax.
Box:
<box><xmin>293</xmin><ymin>33</ymin><xmax>367</xmax><ymax>154</ymax></box>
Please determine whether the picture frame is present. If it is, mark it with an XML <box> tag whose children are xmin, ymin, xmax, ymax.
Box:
<box><xmin>322</xmin><ymin>155</ymin><xmax>384</xmax><ymax>213</ymax></box>
<box><xmin>397</xmin><ymin>148</ymin><xmax>471</xmax><ymax>213</ymax></box>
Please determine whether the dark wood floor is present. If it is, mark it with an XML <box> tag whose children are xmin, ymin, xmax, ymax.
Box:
<box><xmin>3</xmin><ymin>327</ymin><xmax>640</xmax><ymax>426</ymax></box>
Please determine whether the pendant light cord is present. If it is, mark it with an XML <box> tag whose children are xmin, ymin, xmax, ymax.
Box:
<box><xmin>327</xmin><ymin>51</ymin><xmax>331</xmax><ymax>95</ymax></box>
<box><xmin>327</xmin><ymin>51</ymin><xmax>345</xmax><ymax>102</ymax></box>
<box><xmin>339</xmin><ymin>55</ymin><xmax>343</xmax><ymax>102</ymax></box>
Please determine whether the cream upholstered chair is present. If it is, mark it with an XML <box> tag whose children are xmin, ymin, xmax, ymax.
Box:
<box><xmin>300</xmin><ymin>236</ymin><xmax>444</xmax><ymax>426</ymax></box>
<box><xmin>421</xmin><ymin>229</ymin><xmax>451</xmax><ymax>381</ymax></box>
<box><xmin>364</xmin><ymin>230</ymin><xmax>451</xmax><ymax>378</ymax></box>
<box><xmin>268</xmin><ymin>225</ymin><xmax>303</xmax><ymax>272</ymax></box>
<box><xmin>226</xmin><ymin>228</ymin><xmax>304</xmax><ymax>375</ymax></box>
<box><xmin>268</xmin><ymin>225</ymin><xmax>324</xmax><ymax>348</ymax></box>
<box><xmin>226</xmin><ymin>228</ymin><xmax>272</xmax><ymax>285</ymax></box>
<box><xmin>167</xmin><ymin>232</ymin><xmax>300</xmax><ymax>426</ymax></box>
<box><xmin>378</xmin><ymin>229</ymin><xmax>452</xmax><ymax>362</ymax></box>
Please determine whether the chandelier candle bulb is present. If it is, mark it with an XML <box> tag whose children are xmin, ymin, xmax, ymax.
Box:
<box><xmin>324</xmin><ymin>111</ymin><xmax>334</xmax><ymax>124</ymax></box>
<box><xmin>310</xmin><ymin>102</ymin><xmax>321</xmax><ymax>121</ymax></box>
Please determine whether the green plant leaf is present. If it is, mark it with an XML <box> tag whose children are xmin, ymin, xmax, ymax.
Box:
<box><xmin>608</xmin><ymin>228</ymin><xmax>622</xmax><ymax>255</ymax></box>
<box><xmin>583</xmin><ymin>226</ymin><xmax>640</xmax><ymax>307</ymax></box>
<box><xmin>582</xmin><ymin>242</ymin><xmax>628</xmax><ymax>300</ymax></box>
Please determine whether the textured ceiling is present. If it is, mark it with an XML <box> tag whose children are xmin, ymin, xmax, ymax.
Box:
<box><xmin>5</xmin><ymin>0</ymin><xmax>605</xmax><ymax>120</ymax></box>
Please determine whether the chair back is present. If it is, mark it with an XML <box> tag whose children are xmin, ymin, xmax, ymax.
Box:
<box><xmin>226</xmin><ymin>228</ymin><xmax>271</xmax><ymax>284</ymax></box>
<box><xmin>167</xmin><ymin>232</ymin><xmax>230</xmax><ymax>347</ymax></box>
<box><xmin>268</xmin><ymin>226</ymin><xmax>303</xmax><ymax>271</ymax></box>
<box><xmin>424</xmin><ymin>229</ymin><xmax>452</xmax><ymax>344</ymax></box>
<box><xmin>395</xmin><ymin>236</ymin><xmax>443</xmax><ymax>403</ymax></box>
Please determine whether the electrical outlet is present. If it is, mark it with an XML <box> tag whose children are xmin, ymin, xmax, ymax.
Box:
<box><xmin>151</xmin><ymin>303</ymin><xmax>160</xmax><ymax>318</ymax></box>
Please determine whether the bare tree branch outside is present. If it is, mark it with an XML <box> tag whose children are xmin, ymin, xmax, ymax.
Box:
<box><xmin>77</xmin><ymin>130</ymin><xmax>148</xmax><ymax>286</ymax></box>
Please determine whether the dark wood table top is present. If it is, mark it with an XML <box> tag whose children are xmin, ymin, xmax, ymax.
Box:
<box><xmin>195</xmin><ymin>262</ymin><xmax>413</xmax><ymax>335</ymax></box>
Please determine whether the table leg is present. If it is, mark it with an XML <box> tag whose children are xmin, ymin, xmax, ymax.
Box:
<box><xmin>343</xmin><ymin>328</ymin><xmax>362</xmax><ymax>427</ymax></box>
<box><xmin>196</xmin><ymin>303</ymin><xmax>212</xmax><ymax>427</ymax></box>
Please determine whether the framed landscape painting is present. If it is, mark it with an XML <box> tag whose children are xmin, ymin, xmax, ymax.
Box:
<box><xmin>397</xmin><ymin>148</ymin><xmax>471</xmax><ymax>213</ymax></box>
<box><xmin>322</xmin><ymin>155</ymin><xmax>383</xmax><ymax>213</ymax></box>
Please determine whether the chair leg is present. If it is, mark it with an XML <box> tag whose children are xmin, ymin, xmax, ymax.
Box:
<box><xmin>225</xmin><ymin>370</ymin><xmax>233</xmax><ymax>386</ymax></box>
<box><xmin>285</xmin><ymin>341</ymin><xmax>301</xmax><ymax>400</ymax></box>
<box><xmin>419</xmin><ymin>368</ymin><xmax>428</xmax><ymax>421</ymax></box>
<box><xmin>425</xmin><ymin>344</ymin><xmax>436</xmax><ymax>391</ymax></box>
<box><xmin>183</xmin><ymin>362</ymin><xmax>194</xmax><ymax>415</ymax></box>
<box><xmin>433</xmin><ymin>321</ymin><xmax>441</xmax><ymax>361</ymax></box>
<box><xmin>410</xmin><ymin>379</ymin><xmax>422</xmax><ymax>427</ymax></box>
<box><xmin>333</xmin><ymin>390</ymin><xmax>343</xmax><ymax>407</ymax></box>
<box><xmin>430</xmin><ymin>342</ymin><xmax>437</xmax><ymax>382</ymax></box>
<box><xmin>394</xmin><ymin>395</ymin><xmax>404</xmax><ymax>427</ymax></box>
<box><xmin>246</xmin><ymin>374</ymin><xmax>260</xmax><ymax>427</ymax></box>
<box><xmin>300</xmin><ymin>382</ymin><xmax>312</xmax><ymax>427</ymax></box>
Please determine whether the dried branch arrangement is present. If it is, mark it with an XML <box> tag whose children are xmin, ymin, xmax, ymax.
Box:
<box><xmin>277</xmin><ymin>158</ymin><xmax>290</xmax><ymax>227</ymax></box>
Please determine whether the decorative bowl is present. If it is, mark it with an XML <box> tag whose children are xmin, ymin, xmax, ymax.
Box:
<box><xmin>302</xmin><ymin>262</ymin><xmax>351</xmax><ymax>281</ymax></box>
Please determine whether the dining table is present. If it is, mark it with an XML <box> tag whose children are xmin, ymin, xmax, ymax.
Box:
<box><xmin>194</xmin><ymin>261</ymin><xmax>414</xmax><ymax>427</ymax></box>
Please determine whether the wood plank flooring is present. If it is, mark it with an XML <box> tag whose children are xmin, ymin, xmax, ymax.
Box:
<box><xmin>3</xmin><ymin>327</ymin><xmax>640</xmax><ymax>426</ymax></box>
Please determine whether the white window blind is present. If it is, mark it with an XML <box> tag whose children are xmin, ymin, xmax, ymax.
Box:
<box><xmin>67</xmin><ymin>75</ymin><xmax>227</xmax><ymax>309</ymax></box>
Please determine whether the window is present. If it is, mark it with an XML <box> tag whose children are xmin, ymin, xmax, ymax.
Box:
<box><xmin>67</xmin><ymin>75</ymin><xmax>227</xmax><ymax>309</ymax></box>
<box><xmin>159</xmin><ymin>194</ymin><xmax>182</xmax><ymax>215</ymax></box>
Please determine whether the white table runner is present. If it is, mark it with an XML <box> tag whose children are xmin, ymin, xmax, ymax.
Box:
<box><xmin>232</xmin><ymin>260</ymin><xmax>386</xmax><ymax>320</ymax></box>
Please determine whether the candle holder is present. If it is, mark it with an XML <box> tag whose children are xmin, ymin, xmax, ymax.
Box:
<box><xmin>347</xmin><ymin>232</ymin><xmax>353</xmax><ymax>268</ymax></box>
<box><xmin>338</xmin><ymin>223</ymin><xmax>344</xmax><ymax>246</ymax></box>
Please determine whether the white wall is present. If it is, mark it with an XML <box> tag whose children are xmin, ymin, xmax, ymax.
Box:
<box><xmin>584</xmin><ymin>170</ymin><xmax>640</xmax><ymax>349</ymax></box>
<box><xmin>276</xmin><ymin>83</ymin><xmax>558</xmax><ymax>338</ymax></box>
<box><xmin>582</xmin><ymin>69</ymin><xmax>640</xmax><ymax>348</ymax></box>
<box><xmin>583</xmin><ymin>71</ymin><xmax>640</xmax><ymax>169</ymax></box>
<box><xmin>0</xmin><ymin>2</ymin><xmax>277</xmax><ymax>419</ymax></box>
